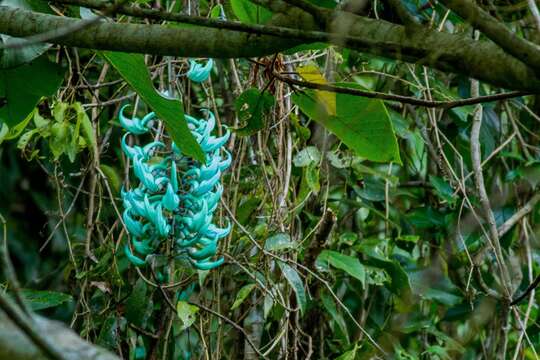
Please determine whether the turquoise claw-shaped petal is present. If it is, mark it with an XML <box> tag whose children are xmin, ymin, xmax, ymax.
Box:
<box><xmin>124</xmin><ymin>244</ymin><xmax>146</xmax><ymax>266</ymax></box>
<box><xmin>201</xmin><ymin>110</ymin><xmax>216</xmax><ymax>134</ymax></box>
<box><xmin>162</xmin><ymin>183</ymin><xmax>180</xmax><ymax>211</ymax></box>
<box><xmin>219</xmin><ymin>150</ymin><xmax>232</xmax><ymax>171</ymax></box>
<box><xmin>119</xmin><ymin>105</ymin><xmax>150</xmax><ymax>134</ymax></box>
<box><xmin>132</xmin><ymin>238</ymin><xmax>153</xmax><ymax>255</ymax></box>
<box><xmin>134</xmin><ymin>157</ymin><xmax>160</xmax><ymax>192</ymax></box>
<box><xmin>123</xmin><ymin>208</ymin><xmax>144</xmax><ymax>237</ymax></box>
<box><xmin>191</xmin><ymin>257</ymin><xmax>224</xmax><ymax>270</ymax></box>
<box><xmin>170</xmin><ymin>161</ymin><xmax>179</xmax><ymax>192</ymax></box>
<box><xmin>206</xmin><ymin>184</ymin><xmax>223</xmax><ymax>212</ymax></box>
<box><xmin>192</xmin><ymin>171</ymin><xmax>221</xmax><ymax>196</ymax></box>
<box><xmin>140</xmin><ymin>111</ymin><xmax>156</xmax><ymax>127</ymax></box>
<box><xmin>183</xmin><ymin>201</ymin><xmax>208</xmax><ymax>233</ymax></box>
<box><xmin>201</xmin><ymin>130</ymin><xmax>230</xmax><ymax>153</ymax></box>
<box><xmin>122</xmin><ymin>189</ymin><xmax>147</xmax><ymax>217</ymax></box>
<box><xmin>177</xmin><ymin>236</ymin><xmax>200</xmax><ymax>248</ymax></box>
<box><xmin>187</xmin><ymin>59</ymin><xmax>213</xmax><ymax>83</ymax></box>
<box><xmin>199</xmin><ymin>156</ymin><xmax>220</xmax><ymax>179</ymax></box>
<box><xmin>142</xmin><ymin>141</ymin><xmax>165</xmax><ymax>158</ymax></box>
<box><xmin>185</xmin><ymin>168</ymin><xmax>201</xmax><ymax>179</ymax></box>
<box><xmin>204</xmin><ymin>222</ymin><xmax>231</xmax><ymax>239</ymax></box>
<box><xmin>189</xmin><ymin>241</ymin><xmax>217</xmax><ymax>260</ymax></box>
<box><xmin>121</xmin><ymin>133</ymin><xmax>143</xmax><ymax>159</ymax></box>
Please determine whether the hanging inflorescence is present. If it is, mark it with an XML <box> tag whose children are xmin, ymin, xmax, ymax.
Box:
<box><xmin>120</xmin><ymin>58</ymin><xmax>231</xmax><ymax>271</ymax></box>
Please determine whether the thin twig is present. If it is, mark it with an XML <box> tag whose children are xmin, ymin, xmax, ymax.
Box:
<box><xmin>275</xmin><ymin>71</ymin><xmax>529</xmax><ymax>109</ymax></box>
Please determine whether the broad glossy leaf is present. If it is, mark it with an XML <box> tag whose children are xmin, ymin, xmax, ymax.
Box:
<box><xmin>102</xmin><ymin>51</ymin><xmax>204</xmax><ymax>161</ymax></box>
<box><xmin>292</xmin><ymin>85</ymin><xmax>400</xmax><ymax>163</ymax></box>
<box><xmin>0</xmin><ymin>55</ymin><xmax>64</xmax><ymax>127</ymax></box>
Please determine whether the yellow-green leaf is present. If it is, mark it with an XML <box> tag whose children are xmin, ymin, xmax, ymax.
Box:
<box><xmin>297</xmin><ymin>64</ymin><xmax>336</xmax><ymax>116</ymax></box>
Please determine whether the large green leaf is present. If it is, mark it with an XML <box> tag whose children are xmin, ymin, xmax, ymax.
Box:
<box><xmin>316</xmin><ymin>250</ymin><xmax>366</xmax><ymax>287</ymax></box>
<box><xmin>0</xmin><ymin>55</ymin><xmax>64</xmax><ymax>127</ymax></box>
<box><xmin>292</xmin><ymin>85</ymin><xmax>400</xmax><ymax>163</ymax></box>
<box><xmin>20</xmin><ymin>289</ymin><xmax>72</xmax><ymax>311</ymax></box>
<box><xmin>102</xmin><ymin>51</ymin><xmax>204</xmax><ymax>161</ymax></box>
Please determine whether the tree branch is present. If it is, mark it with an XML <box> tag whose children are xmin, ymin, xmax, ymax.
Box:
<box><xmin>0</xmin><ymin>293</ymin><xmax>67</xmax><ymax>360</ymax></box>
<box><xmin>439</xmin><ymin>0</ymin><xmax>540</xmax><ymax>72</ymax></box>
<box><xmin>2</xmin><ymin>6</ymin><xmax>540</xmax><ymax>91</ymax></box>
<box><xmin>0</xmin><ymin>304</ymin><xmax>120</xmax><ymax>360</ymax></box>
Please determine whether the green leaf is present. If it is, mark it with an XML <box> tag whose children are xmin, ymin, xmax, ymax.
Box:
<box><xmin>292</xmin><ymin>85</ymin><xmax>400</xmax><ymax>163</ymax></box>
<box><xmin>320</xmin><ymin>291</ymin><xmax>349</xmax><ymax>343</ymax></box>
<box><xmin>125</xmin><ymin>279</ymin><xmax>152</xmax><ymax>327</ymax></box>
<box><xmin>336</xmin><ymin>344</ymin><xmax>360</xmax><ymax>360</ymax></box>
<box><xmin>97</xmin><ymin>316</ymin><xmax>119</xmax><ymax>351</ymax></box>
<box><xmin>72</xmin><ymin>102</ymin><xmax>97</xmax><ymax>155</ymax></box>
<box><xmin>317</xmin><ymin>250</ymin><xmax>366</xmax><ymax>287</ymax></box>
<box><xmin>231</xmin><ymin>283</ymin><xmax>256</xmax><ymax>310</ymax></box>
<box><xmin>278</xmin><ymin>261</ymin><xmax>306</xmax><ymax>314</ymax></box>
<box><xmin>265</xmin><ymin>233</ymin><xmax>296</xmax><ymax>251</ymax></box>
<box><xmin>19</xmin><ymin>289</ymin><xmax>72</xmax><ymax>311</ymax></box>
<box><xmin>234</xmin><ymin>88</ymin><xmax>275</xmax><ymax>135</ymax></box>
<box><xmin>102</xmin><ymin>52</ymin><xmax>203</xmax><ymax>161</ymax></box>
<box><xmin>230</xmin><ymin>0</ymin><xmax>272</xmax><ymax>24</ymax></box>
<box><xmin>305</xmin><ymin>164</ymin><xmax>320</xmax><ymax>194</ymax></box>
<box><xmin>293</xmin><ymin>146</ymin><xmax>321</xmax><ymax>167</ymax></box>
<box><xmin>0</xmin><ymin>55</ymin><xmax>65</xmax><ymax>127</ymax></box>
<box><xmin>357</xmin><ymin>245</ymin><xmax>412</xmax><ymax>296</ymax></box>
<box><xmin>100</xmin><ymin>164</ymin><xmax>122</xmax><ymax>193</ymax></box>
<box><xmin>176</xmin><ymin>301</ymin><xmax>199</xmax><ymax>330</ymax></box>
<box><xmin>429</xmin><ymin>175</ymin><xmax>455</xmax><ymax>205</ymax></box>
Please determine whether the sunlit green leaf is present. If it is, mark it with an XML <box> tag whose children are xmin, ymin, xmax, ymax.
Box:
<box><xmin>292</xmin><ymin>85</ymin><xmax>400</xmax><ymax>163</ymax></box>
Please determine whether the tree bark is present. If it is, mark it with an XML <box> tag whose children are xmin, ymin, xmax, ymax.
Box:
<box><xmin>0</xmin><ymin>310</ymin><xmax>120</xmax><ymax>360</ymax></box>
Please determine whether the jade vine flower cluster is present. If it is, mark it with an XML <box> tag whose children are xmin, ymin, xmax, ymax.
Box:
<box><xmin>119</xmin><ymin>103</ymin><xmax>231</xmax><ymax>271</ymax></box>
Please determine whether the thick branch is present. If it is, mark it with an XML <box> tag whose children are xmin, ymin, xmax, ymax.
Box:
<box><xmin>439</xmin><ymin>0</ymin><xmax>540</xmax><ymax>72</ymax></box>
<box><xmin>0</xmin><ymin>309</ymin><xmax>119</xmax><ymax>360</ymax></box>
<box><xmin>2</xmin><ymin>6</ymin><xmax>540</xmax><ymax>91</ymax></box>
